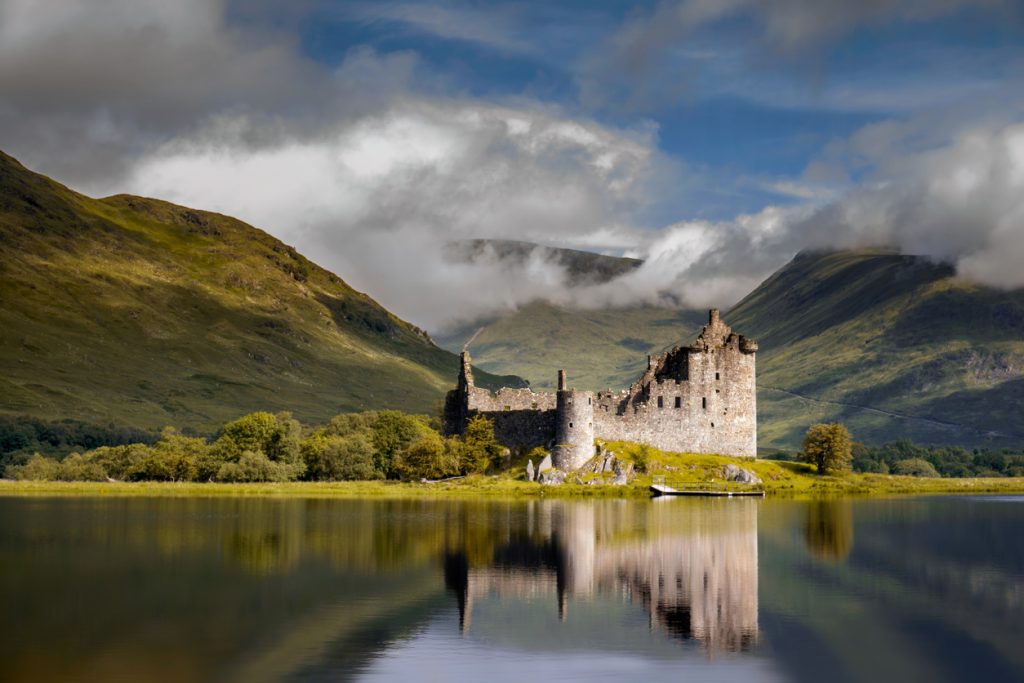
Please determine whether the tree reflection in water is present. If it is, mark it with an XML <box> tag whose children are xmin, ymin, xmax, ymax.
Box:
<box><xmin>803</xmin><ymin>500</ymin><xmax>854</xmax><ymax>562</ymax></box>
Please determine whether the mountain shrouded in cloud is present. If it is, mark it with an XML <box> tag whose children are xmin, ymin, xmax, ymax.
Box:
<box><xmin>1</xmin><ymin>0</ymin><xmax>1023</xmax><ymax>331</ymax></box>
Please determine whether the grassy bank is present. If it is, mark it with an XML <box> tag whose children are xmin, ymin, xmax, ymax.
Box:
<box><xmin>3</xmin><ymin>442</ymin><xmax>1024</xmax><ymax>500</ymax></box>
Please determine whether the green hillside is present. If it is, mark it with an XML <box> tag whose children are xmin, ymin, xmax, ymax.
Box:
<box><xmin>728</xmin><ymin>249</ymin><xmax>1024</xmax><ymax>449</ymax></box>
<box><xmin>433</xmin><ymin>302</ymin><xmax>706</xmax><ymax>390</ymax></box>
<box><xmin>0</xmin><ymin>151</ymin><xmax>518</xmax><ymax>431</ymax></box>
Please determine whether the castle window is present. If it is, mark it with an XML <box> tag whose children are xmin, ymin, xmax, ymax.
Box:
<box><xmin>711</xmin><ymin>422</ymin><xmax>715</xmax><ymax>428</ymax></box>
<box><xmin>716</xmin><ymin>389</ymin><xmax>720</xmax><ymax>394</ymax></box>
<box><xmin>657</xmin><ymin>396</ymin><xmax>663</xmax><ymax>408</ymax></box>
<box><xmin>674</xmin><ymin>397</ymin><xmax>681</xmax><ymax>409</ymax></box>
<box><xmin>531</xmin><ymin>402</ymin><xmax>538</xmax><ymax>409</ymax></box>
<box><xmin>588</xmin><ymin>397</ymin><xmax>592</xmax><ymax>405</ymax></box>
<box><xmin>715</xmin><ymin>372</ymin><xmax>720</xmax><ymax>380</ymax></box>
<box><xmin>569</xmin><ymin>422</ymin><xmax>573</xmax><ymax>428</ymax></box>
<box><xmin>702</xmin><ymin>397</ymin><xmax>707</xmax><ymax>410</ymax></box>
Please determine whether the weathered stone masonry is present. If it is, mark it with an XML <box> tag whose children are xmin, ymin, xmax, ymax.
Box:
<box><xmin>444</xmin><ymin>309</ymin><xmax>757</xmax><ymax>468</ymax></box>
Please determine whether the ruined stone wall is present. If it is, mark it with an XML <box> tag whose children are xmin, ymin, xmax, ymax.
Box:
<box><xmin>465</xmin><ymin>387</ymin><xmax>558</xmax><ymax>448</ymax></box>
<box><xmin>444</xmin><ymin>352</ymin><xmax>559</xmax><ymax>448</ymax></box>
<box><xmin>443</xmin><ymin>310</ymin><xmax>757</xmax><ymax>460</ymax></box>
<box><xmin>592</xmin><ymin>355</ymin><xmax>756</xmax><ymax>457</ymax></box>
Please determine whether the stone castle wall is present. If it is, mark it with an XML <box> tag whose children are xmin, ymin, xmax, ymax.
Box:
<box><xmin>444</xmin><ymin>309</ymin><xmax>757</xmax><ymax>462</ymax></box>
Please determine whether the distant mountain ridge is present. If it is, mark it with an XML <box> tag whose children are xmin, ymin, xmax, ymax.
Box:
<box><xmin>0</xmin><ymin>150</ymin><xmax>520</xmax><ymax>431</ymax></box>
<box><xmin>447</xmin><ymin>238</ymin><xmax>642</xmax><ymax>287</ymax></box>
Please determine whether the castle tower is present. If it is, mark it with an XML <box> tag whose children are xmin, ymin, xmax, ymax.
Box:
<box><xmin>443</xmin><ymin>351</ymin><xmax>475</xmax><ymax>436</ymax></box>
<box><xmin>553</xmin><ymin>370</ymin><xmax>594</xmax><ymax>471</ymax></box>
<box><xmin>458</xmin><ymin>351</ymin><xmax>474</xmax><ymax>391</ymax></box>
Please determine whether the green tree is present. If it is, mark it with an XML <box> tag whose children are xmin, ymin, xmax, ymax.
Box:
<box><xmin>801</xmin><ymin>423</ymin><xmax>853</xmax><ymax>475</ymax></box>
<box><xmin>371</xmin><ymin>411</ymin><xmax>431</xmax><ymax>478</ymax></box>
<box><xmin>301</xmin><ymin>432</ymin><xmax>382</xmax><ymax>481</ymax></box>
<box><xmin>322</xmin><ymin>411</ymin><xmax>378</xmax><ymax>438</ymax></box>
<box><xmin>8</xmin><ymin>453</ymin><xmax>60</xmax><ymax>480</ymax></box>
<box><xmin>126</xmin><ymin>428</ymin><xmax>208</xmax><ymax>481</ymax></box>
<box><xmin>397</xmin><ymin>431</ymin><xmax>460</xmax><ymax>481</ymax></box>
<box><xmin>85</xmin><ymin>444</ymin><xmax>152</xmax><ymax>480</ymax></box>
<box><xmin>212</xmin><ymin>412</ymin><xmax>304</xmax><ymax>481</ymax></box>
<box><xmin>56</xmin><ymin>453</ymin><xmax>108</xmax><ymax>481</ymax></box>
<box><xmin>460</xmin><ymin>415</ymin><xmax>504</xmax><ymax>474</ymax></box>
<box><xmin>891</xmin><ymin>457</ymin><xmax>941</xmax><ymax>477</ymax></box>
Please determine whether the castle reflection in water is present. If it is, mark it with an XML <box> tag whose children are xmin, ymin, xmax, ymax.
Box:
<box><xmin>444</xmin><ymin>499</ymin><xmax>759</xmax><ymax>654</ymax></box>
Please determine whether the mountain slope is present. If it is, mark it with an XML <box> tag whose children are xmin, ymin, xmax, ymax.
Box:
<box><xmin>434</xmin><ymin>302</ymin><xmax>706</xmax><ymax>390</ymax></box>
<box><xmin>727</xmin><ymin>249</ymin><xmax>1024</xmax><ymax>449</ymax></box>
<box><xmin>0</xmin><ymin>151</ymin><xmax>518</xmax><ymax>430</ymax></box>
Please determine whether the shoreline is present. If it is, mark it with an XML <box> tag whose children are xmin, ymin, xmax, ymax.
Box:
<box><xmin>3</xmin><ymin>473</ymin><xmax>1024</xmax><ymax>500</ymax></box>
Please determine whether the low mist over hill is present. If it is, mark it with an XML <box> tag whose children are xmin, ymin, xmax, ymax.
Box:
<box><xmin>447</xmin><ymin>239</ymin><xmax>642</xmax><ymax>287</ymax></box>
<box><xmin>0</xmin><ymin>151</ymin><xmax>519</xmax><ymax>431</ymax></box>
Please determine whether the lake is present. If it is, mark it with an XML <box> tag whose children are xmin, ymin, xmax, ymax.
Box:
<box><xmin>0</xmin><ymin>495</ymin><xmax>1021</xmax><ymax>682</ymax></box>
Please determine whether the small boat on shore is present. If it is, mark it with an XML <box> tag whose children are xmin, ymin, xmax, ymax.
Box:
<box><xmin>649</xmin><ymin>482</ymin><xmax>765</xmax><ymax>498</ymax></box>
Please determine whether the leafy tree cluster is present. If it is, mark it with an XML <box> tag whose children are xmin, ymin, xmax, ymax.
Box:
<box><xmin>4</xmin><ymin>411</ymin><xmax>507</xmax><ymax>483</ymax></box>
<box><xmin>0</xmin><ymin>415</ymin><xmax>158</xmax><ymax>472</ymax></box>
<box><xmin>852</xmin><ymin>438</ymin><xmax>1024</xmax><ymax>477</ymax></box>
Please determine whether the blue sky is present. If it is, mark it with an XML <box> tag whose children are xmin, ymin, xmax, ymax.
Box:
<box><xmin>1</xmin><ymin>0</ymin><xmax>1023</xmax><ymax>328</ymax></box>
<box><xmin>287</xmin><ymin>0</ymin><xmax>1024</xmax><ymax>216</ymax></box>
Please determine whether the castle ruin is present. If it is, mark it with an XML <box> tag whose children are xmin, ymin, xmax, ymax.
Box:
<box><xmin>444</xmin><ymin>309</ymin><xmax>758</xmax><ymax>468</ymax></box>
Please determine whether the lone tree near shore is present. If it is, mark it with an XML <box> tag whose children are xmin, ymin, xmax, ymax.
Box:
<box><xmin>802</xmin><ymin>423</ymin><xmax>853</xmax><ymax>475</ymax></box>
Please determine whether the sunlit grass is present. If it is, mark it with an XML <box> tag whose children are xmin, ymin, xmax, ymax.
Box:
<box><xmin>4</xmin><ymin>442</ymin><xmax>1024</xmax><ymax>501</ymax></box>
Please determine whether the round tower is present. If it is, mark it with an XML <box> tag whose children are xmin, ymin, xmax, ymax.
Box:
<box><xmin>553</xmin><ymin>370</ymin><xmax>595</xmax><ymax>471</ymax></box>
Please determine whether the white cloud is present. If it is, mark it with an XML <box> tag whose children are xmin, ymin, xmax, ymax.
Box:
<box><xmin>116</xmin><ymin>94</ymin><xmax>672</xmax><ymax>330</ymax></box>
<box><xmin>804</xmin><ymin>120</ymin><xmax>1024</xmax><ymax>288</ymax></box>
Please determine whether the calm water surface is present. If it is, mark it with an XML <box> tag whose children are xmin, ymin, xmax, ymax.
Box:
<box><xmin>1</xmin><ymin>495</ymin><xmax>1022</xmax><ymax>682</ymax></box>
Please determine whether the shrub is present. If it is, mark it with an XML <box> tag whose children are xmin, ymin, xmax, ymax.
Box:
<box><xmin>633</xmin><ymin>444</ymin><xmax>653</xmax><ymax>473</ymax></box>
<box><xmin>216</xmin><ymin>450</ymin><xmax>294</xmax><ymax>482</ymax></box>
